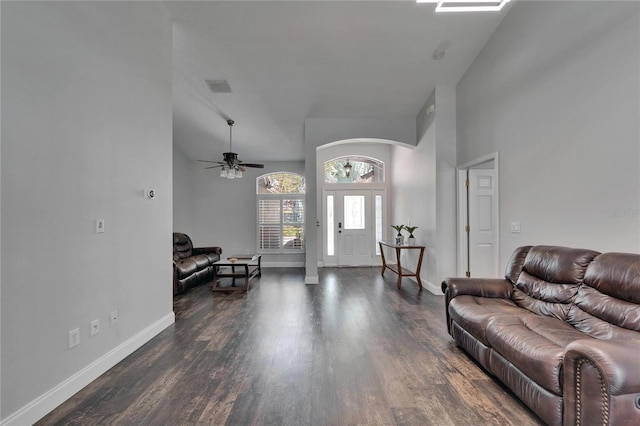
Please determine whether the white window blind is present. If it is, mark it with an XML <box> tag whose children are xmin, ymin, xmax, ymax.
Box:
<box><xmin>257</xmin><ymin>173</ymin><xmax>305</xmax><ymax>253</ymax></box>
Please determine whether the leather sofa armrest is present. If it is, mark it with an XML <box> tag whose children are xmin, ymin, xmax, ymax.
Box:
<box><xmin>192</xmin><ymin>246</ymin><xmax>222</xmax><ymax>256</ymax></box>
<box><xmin>563</xmin><ymin>338</ymin><xmax>640</xmax><ymax>425</ymax></box>
<box><xmin>441</xmin><ymin>277</ymin><xmax>513</xmax><ymax>299</ymax></box>
<box><xmin>441</xmin><ymin>278</ymin><xmax>513</xmax><ymax>336</ymax></box>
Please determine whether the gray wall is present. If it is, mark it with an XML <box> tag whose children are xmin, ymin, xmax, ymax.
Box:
<box><xmin>173</xmin><ymin>145</ymin><xmax>195</xmax><ymax>237</ymax></box>
<box><xmin>457</xmin><ymin>1</ymin><xmax>640</xmax><ymax>269</ymax></box>
<box><xmin>391</xmin><ymin>86</ymin><xmax>457</xmax><ymax>292</ymax></box>
<box><xmin>391</xmin><ymin>127</ymin><xmax>437</xmax><ymax>290</ymax></box>
<box><xmin>1</xmin><ymin>2</ymin><xmax>173</xmax><ymax>422</ymax></box>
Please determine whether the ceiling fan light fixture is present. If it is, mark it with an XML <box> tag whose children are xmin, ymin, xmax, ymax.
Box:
<box><xmin>199</xmin><ymin>118</ymin><xmax>264</xmax><ymax>178</ymax></box>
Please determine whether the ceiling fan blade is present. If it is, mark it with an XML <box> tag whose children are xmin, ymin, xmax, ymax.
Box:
<box><xmin>239</xmin><ymin>163</ymin><xmax>264</xmax><ymax>168</ymax></box>
<box><xmin>198</xmin><ymin>160</ymin><xmax>224</xmax><ymax>164</ymax></box>
<box><xmin>205</xmin><ymin>165</ymin><xmax>223</xmax><ymax>169</ymax></box>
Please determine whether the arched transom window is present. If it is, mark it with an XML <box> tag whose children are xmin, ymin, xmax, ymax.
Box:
<box><xmin>256</xmin><ymin>172</ymin><xmax>305</xmax><ymax>252</ymax></box>
<box><xmin>324</xmin><ymin>156</ymin><xmax>384</xmax><ymax>183</ymax></box>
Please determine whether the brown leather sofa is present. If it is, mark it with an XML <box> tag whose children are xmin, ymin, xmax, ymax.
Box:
<box><xmin>442</xmin><ymin>245</ymin><xmax>640</xmax><ymax>425</ymax></box>
<box><xmin>172</xmin><ymin>232</ymin><xmax>222</xmax><ymax>295</ymax></box>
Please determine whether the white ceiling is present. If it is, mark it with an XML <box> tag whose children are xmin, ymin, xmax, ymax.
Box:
<box><xmin>165</xmin><ymin>0</ymin><xmax>511</xmax><ymax>163</ymax></box>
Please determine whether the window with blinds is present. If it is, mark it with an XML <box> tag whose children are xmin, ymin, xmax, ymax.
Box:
<box><xmin>257</xmin><ymin>173</ymin><xmax>305</xmax><ymax>252</ymax></box>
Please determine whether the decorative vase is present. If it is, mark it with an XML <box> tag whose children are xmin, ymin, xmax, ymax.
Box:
<box><xmin>408</xmin><ymin>237</ymin><xmax>415</xmax><ymax>246</ymax></box>
<box><xmin>395</xmin><ymin>235</ymin><xmax>404</xmax><ymax>245</ymax></box>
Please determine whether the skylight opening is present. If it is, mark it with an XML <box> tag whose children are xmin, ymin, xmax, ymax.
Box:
<box><xmin>416</xmin><ymin>0</ymin><xmax>510</xmax><ymax>13</ymax></box>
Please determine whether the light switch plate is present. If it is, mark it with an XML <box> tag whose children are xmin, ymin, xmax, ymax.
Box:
<box><xmin>96</xmin><ymin>219</ymin><xmax>105</xmax><ymax>233</ymax></box>
<box><xmin>510</xmin><ymin>221</ymin><xmax>521</xmax><ymax>233</ymax></box>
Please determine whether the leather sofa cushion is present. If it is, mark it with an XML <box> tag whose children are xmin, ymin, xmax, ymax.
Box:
<box><xmin>511</xmin><ymin>246</ymin><xmax>600</xmax><ymax>320</ymax></box>
<box><xmin>583</xmin><ymin>252</ymin><xmax>640</xmax><ymax>304</ymax></box>
<box><xmin>521</xmin><ymin>246</ymin><xmax>600</xmax><ymax>284</ymax></box>
<box><xmin>174</xmin><ymin>259</ymin><xmax>198</xmax><ymax>279</ymax></box>
<box><xmin>201</xmin><ymin>253</ymin><xmax>221</xmax><ymax>265</ymax></box>
<box><xmin>486</xmin><ymin>314</ymin><xmax>591</xmax><ymax>395</ymax></box>
<box><xmin>512</xmin><ymin>271</ymin><xmax>580</xmax><ymax>321</ymax></box>
<box><xmin>505</xmin><ymin>245</ymin><xmax>532</xmax><ymax>284</ymax></box>
<box><xmin>449</xmin><ymin>296</ymin><xmax>531</xmax><ymax>346</ymax></box>
<box><xmin>566</xmin><ymin>301</ymin><xmax>640</xmax><ymax>340</ymax></box>
<box><xmin>567</xmin><ymin>252</ymin><xmax>640</xmax><ymax>337</ymax></box>
<box><xmin>189</xmin><ymin>254</ymin><xmax>211</xmax><ymax>269</ymax></box>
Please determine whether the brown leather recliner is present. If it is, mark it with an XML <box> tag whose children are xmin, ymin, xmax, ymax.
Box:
<box><xmin>442</xmin><ymin>245</ymin><xmax>640</xmax><ymax>425</ymax></box>
<box><xmin>172</xmin><ymin>232</ymin><xmax>222</xmax><ymax>295</ymax></box>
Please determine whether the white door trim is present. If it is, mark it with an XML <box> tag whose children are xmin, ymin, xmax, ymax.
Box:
<box><xmin>456</xmin><ymin>152</ymin><xmax>500</xmax><ymax>277</ymax></box>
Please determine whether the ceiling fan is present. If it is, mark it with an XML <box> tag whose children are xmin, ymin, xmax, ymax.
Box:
<box><xmin>198</xmin><ymin>119</ymin><xmax>264</xmax><ymax>178</ymax></box>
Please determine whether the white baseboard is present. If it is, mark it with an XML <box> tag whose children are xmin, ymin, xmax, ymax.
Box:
<box><xmin>262</xmin><ymin>261</ymin><xmax>304</xmax><ymax>268</ymax></box>
<box><xmin>407</xmin><ymin>275</ymin><xmax>440</xmax><ymax>295</ymax></box>
<box><xmin>1</xmin><ymin>312</ymin><xmax>175</xmax><ymax>426</ymax></box>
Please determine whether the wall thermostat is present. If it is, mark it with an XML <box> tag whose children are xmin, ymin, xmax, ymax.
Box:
<box><xmin>144</xmin><ymin>188</ymin><xmax>156</xmax><ymax>199</ymax></box>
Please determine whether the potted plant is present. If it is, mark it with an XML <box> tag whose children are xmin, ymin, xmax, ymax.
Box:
<box><xmin>405</xmin><ymin>226</ymin><xmax>418</xmax><ymax>245</ymax></box>
<box><xmin>391</xmin><ymin>224</ymin><xmax>405</xmax><ymax>245</ymax></box>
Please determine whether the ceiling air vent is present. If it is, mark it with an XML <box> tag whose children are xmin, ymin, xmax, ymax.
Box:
<box><xmin>205</xmin><ymin>79</ymin><xmax>231</xmax><ymax>93</ymax></box>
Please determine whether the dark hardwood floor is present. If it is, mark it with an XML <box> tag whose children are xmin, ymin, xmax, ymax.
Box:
<box><xmin>38</xmin><ymin>267</ymin><xmax>542</xmax><ymax>425</ymax></box>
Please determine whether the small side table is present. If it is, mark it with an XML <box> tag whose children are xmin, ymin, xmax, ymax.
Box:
<box><xmin>378</xmin><ymin>241</ymin><xmax>425</xmax><ymax>290</ymax></box>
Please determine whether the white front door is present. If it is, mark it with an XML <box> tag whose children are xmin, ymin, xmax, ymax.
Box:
<box><xmin>468</xmin><ymin>169</ymin><xmax>498</xmax><ymax>277</ymax></box>
<box><xmin>336</xmin><ymin>190</ymin><xmax>372</xmax><ymax>266</ymax></box>
<box><xmin>323</xmin><ymin>189</ymin><xmax>385</xmax><ymax>267</ymax></box>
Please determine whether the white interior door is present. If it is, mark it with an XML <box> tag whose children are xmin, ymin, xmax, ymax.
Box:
<box><xmin>468</xmin><ymin>169</ymin><xmax>498</xmax><ymax>277</ymax></box>
<box><xmin>336</xmin><ymin>190</ymin><xmax>372</xmax><ymax>266</ymax></box>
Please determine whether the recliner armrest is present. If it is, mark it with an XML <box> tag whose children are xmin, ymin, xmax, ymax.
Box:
<box><xmin>441</xmin><ymin>277</ymin><xmax>513</xmax><ymax>299</ymax></box>
<box><xmin>563</xmin><ymin>338</ymin><xmax>640</xmax><ymax>425</ymax></box>
<box><xmin>192</xmin><ymin>246</ymin><xmax>222</xmax><ymax>256</ymax></box>
<box><xmin>441</xmin><ymin>277</ymin><xmax>513</xmax><ymax>336</ymax></box>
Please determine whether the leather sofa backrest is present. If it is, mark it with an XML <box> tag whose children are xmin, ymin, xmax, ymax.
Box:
<box><xmin>504</xmin><ymin>245</ymin><xmax>533</xmax><ymax>284</ymax></box>
<box><xmin>173</xmin><ymin>232</ymin><xmax>193</xmax><ymax>261</ymax></box>
<box><xmin>511</xmin><ymin>246</ymin><xmax>600</xmax><ymax>321</ymax></box>
<box><xmin>568</xmin><ymin>252</ymin><xmax>640</xmax><ymax>339</ymax></box>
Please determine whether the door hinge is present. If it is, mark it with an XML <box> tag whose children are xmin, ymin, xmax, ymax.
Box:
<box><xmin>465</xmin><ymin>225</ymin><xmax>470</xmax><ymax>233</ymax></box>
<box><xmin>465</xmin><ymin>179</ymin><xmax>470</xmax><ymax>187</ymax></box>
<box><xmin>466</xmin><ymin>271</ymin><xmax>471</xmax><ymax>278</ymax></box>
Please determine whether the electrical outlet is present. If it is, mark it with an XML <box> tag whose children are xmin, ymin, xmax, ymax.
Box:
<box><xmin>110</xmin><ymin>310</ymin><xmax>118</xmax><ymax>326</ymax></box>
<box><xmin>91</xmin><ymin>319</ymin><xmax>100</xmax><ymax>336</ymax></box>
<box><xmin>69</xmin><ymin>328</ymin><xmax>80</xmax><ymax>348</ymax></box>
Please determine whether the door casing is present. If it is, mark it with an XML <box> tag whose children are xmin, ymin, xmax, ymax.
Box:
<box><xmin>457</xmin><ymin>153</ymin><xmax>500</xmax><ymax>278</ymax></box>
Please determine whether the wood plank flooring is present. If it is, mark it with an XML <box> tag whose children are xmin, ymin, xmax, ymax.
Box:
<box><xmin>38</xmin><ymin>267</ymin><xmax>542</xmax><ymax>425</ymax></box>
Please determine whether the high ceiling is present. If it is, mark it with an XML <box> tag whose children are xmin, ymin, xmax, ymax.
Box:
<box><xmin>165</xmin><ymin>1</ymin><xmax>511</xmax><ymax>163</ymax></box>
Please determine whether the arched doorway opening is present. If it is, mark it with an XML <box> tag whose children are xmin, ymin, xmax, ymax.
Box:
<box><xmin>317</xmin><ymin>144</ymin><xmax>389</xmax><ymax>267</ymax></box>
